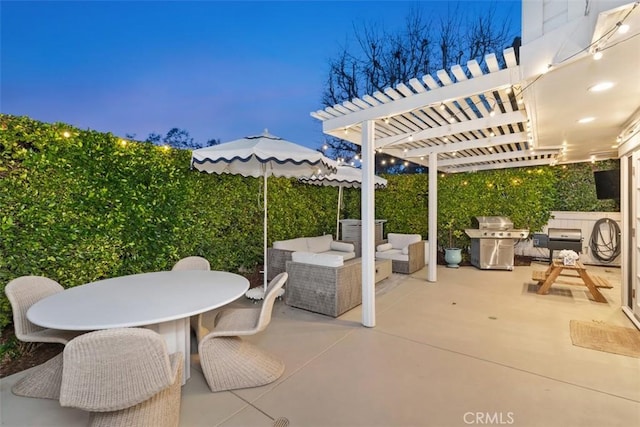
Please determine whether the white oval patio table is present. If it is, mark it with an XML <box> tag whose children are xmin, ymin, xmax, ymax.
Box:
<box><xmin>27</xmin><ymin>270</ymin><xmax>249</xmax><ymax>384</ymax></box>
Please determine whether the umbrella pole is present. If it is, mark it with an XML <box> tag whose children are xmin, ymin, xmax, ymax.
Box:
<box><xmin>336</xmin><ymin>185</ymin><xmax>343</xmax><ymax>240</ymax></box>
<box><xmin>263</xmin><ymin>169</ymin><xmax>268</xmax><ymax>294</ymax></box>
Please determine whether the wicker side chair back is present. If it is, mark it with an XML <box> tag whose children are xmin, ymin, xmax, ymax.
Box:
<box><xmin>5</xmin><ymin>275</ymin><xmax>85</xmax><ymax>400</ymax></box>
<box><xmin>197</xmin><ymin>273</ymin><xmax>287</xmax><ymax>392</ymax></box>
<box><xmin>6</xmin><ymin>275</ymin><xmax>68</xmax><ymax>343</ymax></box>
<box><xmin>171</xmin><ymin>256</ymin><xmax>211</xmax><ymax>271</ymax></box>
<box><xmin>60</xmin><ymin>328</ymin><xmax>183</xmax><ymax>427</ymax></box>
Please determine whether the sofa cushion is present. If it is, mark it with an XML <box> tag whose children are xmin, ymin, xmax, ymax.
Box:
<box><xmin>323</xmin><ymin>250</ymin><xmax>356</xmax><ymax>260</ymax></box>
<box><xmin>375</xmin><ymin>249</ymin><xmax>408</xmax><ymax>262</ymax></box>
<box><xmin>273</xmin><ymin>237</ymin><xmax>308</xmax><ymax>252</ymax></box>
<box><xmin>330</xmin><ymin>241</ymin><xmax>355</xmax><ymax>253</ymax></box>
<box><xmin>376</xmin><ymin>242</ymin><xmax>393</xmax><ymax>252</ymax></box>
<box><xmin>306</xmin><ymin>235</ymin><xmax>333</xmax><ymax>253</ymax></box>
<box><xmin>291</xmin><ymin>251</ymin><xmax>344</xmax><ymax>267</ymax></box>
<box><xmin>388</xmin><ymin>233</ymin><xmax>421</xmax><ymax>250</ymax></box>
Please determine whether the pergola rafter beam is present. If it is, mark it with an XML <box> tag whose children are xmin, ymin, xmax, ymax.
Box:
<box><xmin>442</xmin><ymin>157</ymin><xmax>557</xmax><ymax>173</ymax></box>
<box><xmin>320</xmin><ymin>67</ymin><xmax>519</xmax><ymax>133</ymax></box>
<box><xmin>377</xmin><ymin>110</ymin><xmax>527</xmax><ymax>149</ymax></box>
<box><xmin>405</xmin><ymin>132</ymin><xmax>528</xmax><ymax>156</ymax></box>
<box><xmin>435</xmin><ymin>149</ymin><xmax>559</xmax><ymax>166</ymax></box>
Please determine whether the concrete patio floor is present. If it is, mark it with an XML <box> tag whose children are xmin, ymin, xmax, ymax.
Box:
<box><xmin>1</xmin><ymin>262</ymin><xmax>639</xmax><ymax>427</ymax></box>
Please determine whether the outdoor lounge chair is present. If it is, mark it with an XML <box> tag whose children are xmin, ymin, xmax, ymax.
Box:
<box><xmin>60</xmin><ymin>328</ymin><xmax>183</xmax><ymax>427</ymax></box>
<box><xmin>198</xmin><ymin>272</ymin><xmax>287</xmax><ymax>392</ymax></box>
<box><xmin>5</xmin><ymin>275</ymin><xmax>84</xmax><ymax>399</ymax></box>
<box><xmin>375</xmin><ymin>233</ymin><xmax>425</xmax><ymax>274</ymax></box>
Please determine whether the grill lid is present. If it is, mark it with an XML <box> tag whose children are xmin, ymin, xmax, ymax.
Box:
<box><xmin>548</xmin><ymin>228</ymin><xmax>582</xmax><ymax>241</ymax></box>
<box><xmin>471</xmin><ymin>216</ymin><xmax>514</xmax><ymax>230</ymax></box>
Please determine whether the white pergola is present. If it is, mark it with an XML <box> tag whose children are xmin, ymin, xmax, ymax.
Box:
<box><xmin>310</xmin><ymin>1</ymin><xmax>639</xmax><ymax>328</ymax></box>
<box><xmin>311</xmin><ymin>48</ymin><xmax>550</xmax><ymax>327</ymax></box>
<box><xmin>312</xmin><ymin>47</ymin><xmax>559</xmax><ymax>175</ymax></box>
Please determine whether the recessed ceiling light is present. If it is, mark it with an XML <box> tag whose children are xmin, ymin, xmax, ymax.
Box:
<box><xmin>589</xmin><ymin>81</ymin><xmax>614</xmax><ymax>92</ymax></box>
<box><xmin>578</xmin><ymin>117</ymin><xmax>595</xmax><ymax>124</ymax></box>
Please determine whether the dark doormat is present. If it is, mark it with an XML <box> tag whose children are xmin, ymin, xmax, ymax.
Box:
<box><xmin>570</xmin><ymin>320</ymin><xmax>640</xmax><ymax>358</ymax></box>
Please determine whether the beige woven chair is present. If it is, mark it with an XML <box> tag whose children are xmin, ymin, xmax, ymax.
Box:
<box><xmin>171</xmin><ymin>256</ymin><xmax>210</xmax><ymax>271</ymax></box>
<box><xmin>198</xmin><ymin>272</ymin><xmax>287</xmax><ymax>392</ymax></box>
<box><xmin>171</xmin><ymin>256</ymin><xmax>211</xmax><ymax>342</ymax></box>
<box><xmin>5</xmin><ymin>275</ymin><xmax>84</xmax><ymax>399</ymax></box>
<box><xmin>60</xmin><ymin>328</ymin><xmax>183</xmax><ymax>427</ymax></box>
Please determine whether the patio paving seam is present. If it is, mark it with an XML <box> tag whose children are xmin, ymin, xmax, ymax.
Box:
<box><xmin>221</xmin><ymin>390</ymin><xmax>280</xmax><ymax>426</ymax></box>
<box><xmin>221</xmin><ymin>327</ymin><xmax>361</xmax><ymax>414</ymax></box>
<box><xmin>371</xmin><ymin>327</ymin><xmax>640</xmax><ymax>404</ymax></box>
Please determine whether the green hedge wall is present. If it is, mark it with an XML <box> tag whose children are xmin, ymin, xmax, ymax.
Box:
<box><xmin>0</xmin><ymin>115</ymin><xmax>620</xmax><ymax>329</ymax></box>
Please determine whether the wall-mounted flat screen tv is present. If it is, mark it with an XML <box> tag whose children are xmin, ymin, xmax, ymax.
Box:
<box><xmin>593</xmin><ymin>169</ymin><xmax>620</xmax><ymax>200</ymax></box>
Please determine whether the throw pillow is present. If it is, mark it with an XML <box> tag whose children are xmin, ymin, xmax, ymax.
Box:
<box><xmin>376</xmin><ymin>243</ymin><xmax>393</xmax><ymax>252</ymax></box>
<box><xmin>330</xmin><ymin>241</ymin><xmax>355</xmax><ymax>252</ymax></box>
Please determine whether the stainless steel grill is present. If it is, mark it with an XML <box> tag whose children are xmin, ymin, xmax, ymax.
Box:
<box><xmin>547</xmin><ymin>228</ymin><xmax>582</xmax><ymax>260</ymax></box>
<box><xmin>465</xmin><ymin>216</ymin><xmax>529</xmax><ymax>270</ymax></box>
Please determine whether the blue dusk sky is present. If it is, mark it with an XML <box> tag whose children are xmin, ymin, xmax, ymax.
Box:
<box><xmin>1</xmin><ymin>0</ymin><xmax>521</xmax><ymax>149</ymax></box>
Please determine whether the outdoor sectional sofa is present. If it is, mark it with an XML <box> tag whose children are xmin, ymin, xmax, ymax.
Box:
<box><xmin>285</xmin><ymin>253</ymin><xmax>362</xmax><ymax>317</ymax></box>
<box><xmin>266</xmin><ymin>235</ymin><xmax>356</xmax><ymax>280</ymax></box>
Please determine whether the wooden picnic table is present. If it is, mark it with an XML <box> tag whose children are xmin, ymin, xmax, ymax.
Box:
<box><xmin>532</xmin><ymin>259</ymin><xmax>608</xmax><ymax>303</ymax></box>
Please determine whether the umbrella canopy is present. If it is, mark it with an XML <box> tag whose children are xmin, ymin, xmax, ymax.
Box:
<box><xmin>191</xmin><ymin>130</ymin><xmax>337</xmax><ymax>299</ymax></box>
<box><xmin>299</xmin><ymin>164</ymin><xmax>387</xmax><ymax>240</ymax></box>
<box><xmin>191</xmin><ymin>130</ymin><xmax>336</xmax><ymax>178</ymax></box>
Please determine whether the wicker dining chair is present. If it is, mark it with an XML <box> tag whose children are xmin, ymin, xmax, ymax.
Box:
<box><xmin>198</xmin><ymin>272</ymin><xmax>287</xmax><ymax>392</ymax></box>
<box><xmin>60</xmin><ymin>328</ymin><xmax>183</xmax><ymax>427</ymax></box>
<box><xmin>171</xmin><ymin>256</ymin><xmax>211</xmax><ymax>271</ymax></box>
<box><xmin>171</xmin><ymin>256</ymin><xmax>211</xmax><ymax>343</ymax></box>
<box><xmin>5</xmin><ymin>275</ymin><xmax>84</xmax><ymax>399</ymax></box>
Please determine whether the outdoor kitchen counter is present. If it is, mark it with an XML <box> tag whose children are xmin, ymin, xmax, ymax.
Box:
<box><xmin>532</xmin><ymin>260</ymin><xmax>609</xmax><ymax>303</ymax></box>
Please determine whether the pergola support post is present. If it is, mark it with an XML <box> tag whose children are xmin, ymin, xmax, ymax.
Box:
<box><xmin>428</xmin><ymin>154</ymin><xmax>437</xmax><ymax>282</ymax></box>
<box><xmin>361</xmin><ymin>119</ymin><xmax>376</xmax><ymax>327</ymax></box>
